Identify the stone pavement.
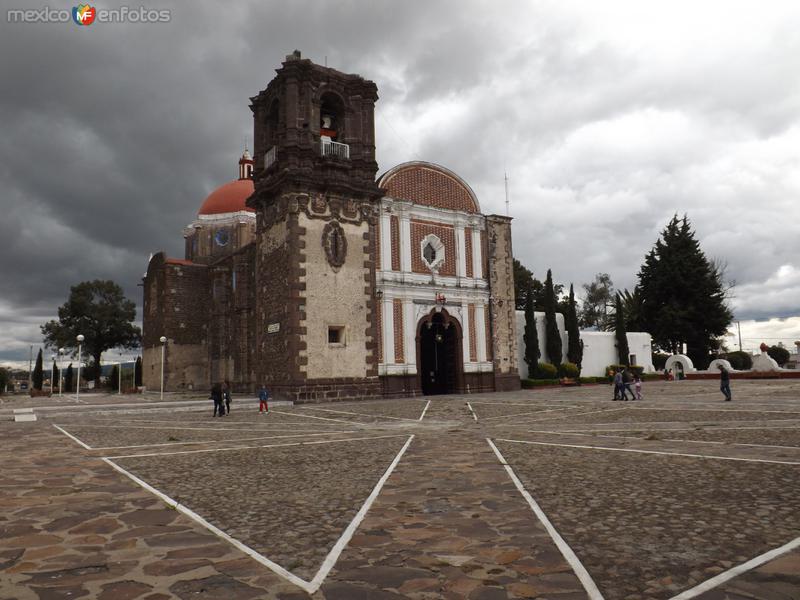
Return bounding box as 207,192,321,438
0,381,799,599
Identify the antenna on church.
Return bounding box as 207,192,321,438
324,55,328,67
504,171,510,216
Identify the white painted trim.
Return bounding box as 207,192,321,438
102,457,316,593
378,270,489,291
462,302,472,366
455,225,467,278
399,214,411,273
418,400,431,421
486,438,605,599
668,536,800,599
420,233,446,271
495,438,800,465
383,297,396,365
403,299,416,370
306,435,415,592
380,212,392,272
53,424,93,450
475,302,487,363
471,227,483,279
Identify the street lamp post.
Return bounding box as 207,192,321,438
58,348,64,397
50,356,55,395
76,334,84,401
159,336,167,400
118,352,123,395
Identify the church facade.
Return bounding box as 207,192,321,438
142,52,519,401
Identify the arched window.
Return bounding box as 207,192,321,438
320,92,344,141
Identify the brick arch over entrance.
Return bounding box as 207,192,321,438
378,161,481,214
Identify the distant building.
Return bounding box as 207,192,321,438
143,52,519,401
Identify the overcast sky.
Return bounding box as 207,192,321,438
1,0,799,366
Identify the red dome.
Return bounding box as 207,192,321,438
198,179,255,215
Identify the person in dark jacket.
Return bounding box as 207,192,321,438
210,382,223,417
718,364,732,401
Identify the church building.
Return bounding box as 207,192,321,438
142,51,519,401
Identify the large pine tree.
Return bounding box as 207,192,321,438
614,294,630,366
544,269,562,367
523,287,540,374
65,363,74,393
566,284,583,368
637,215,732,368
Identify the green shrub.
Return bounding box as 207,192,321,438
652,352,670,370
767,345,790,367
534,362,558,379
558,362,579,378
723,351,753,371
521,378,562,388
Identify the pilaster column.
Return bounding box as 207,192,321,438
400,214,411,273
382,297,395,364
476,302,487,362
403,299,416,372
461,306,471,365
455,225,467,278
471,228,483,279
380,212,392,272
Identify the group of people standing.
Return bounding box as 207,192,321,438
611,368,642,401
210,381,232,417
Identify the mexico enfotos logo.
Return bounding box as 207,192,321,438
7,5,171,24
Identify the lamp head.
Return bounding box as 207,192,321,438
76,334,84,343
159,336,167,343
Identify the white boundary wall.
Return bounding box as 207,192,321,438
515,311,655,378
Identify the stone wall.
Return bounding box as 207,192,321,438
486,215,520,391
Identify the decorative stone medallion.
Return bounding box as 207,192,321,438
323,220,347,268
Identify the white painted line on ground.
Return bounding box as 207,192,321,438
669,536,800,600
101,457,316,593
106,433,409,460
524,407,628,422
548,424,800,433
496,438,800,465
486,438,604,600
88,430,358,451
526,429,800,451
54,423,322,433
521,418,800,429
307,434,415,593
80,417,345,428
301,406,416,422
418,400,431,421
270,409,356,425
466,402,478,422
52,424,93,450
483,406,582,421
629,406,800,415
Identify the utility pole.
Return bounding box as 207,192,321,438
504,171,510,216
736,320,742,352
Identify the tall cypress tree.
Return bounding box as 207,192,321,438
32,348,44,390
566,284,582,368
523,286,540,375
637,215,732,368
134,356,143,387
544,269,562,367
65,363,74,392
52,360,59,391
614,294,630,366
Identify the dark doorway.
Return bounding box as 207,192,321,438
418,311,462,395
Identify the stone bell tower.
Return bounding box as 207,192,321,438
247,51,382,402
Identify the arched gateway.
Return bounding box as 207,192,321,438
417,309,463,395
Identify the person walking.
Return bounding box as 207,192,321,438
258,384,270,414
223,380,232,415
621,368,634,401
718,364,732,401
211,382,223,417
612,370,623,401
634,373,643,401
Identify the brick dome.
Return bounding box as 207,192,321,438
198,179,255,216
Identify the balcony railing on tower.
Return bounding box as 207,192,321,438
321,139,350,159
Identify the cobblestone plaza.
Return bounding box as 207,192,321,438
1,380,799,599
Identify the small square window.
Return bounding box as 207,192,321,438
423,242,437,264
328,326,345,345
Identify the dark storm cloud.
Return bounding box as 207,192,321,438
2,0,800,362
